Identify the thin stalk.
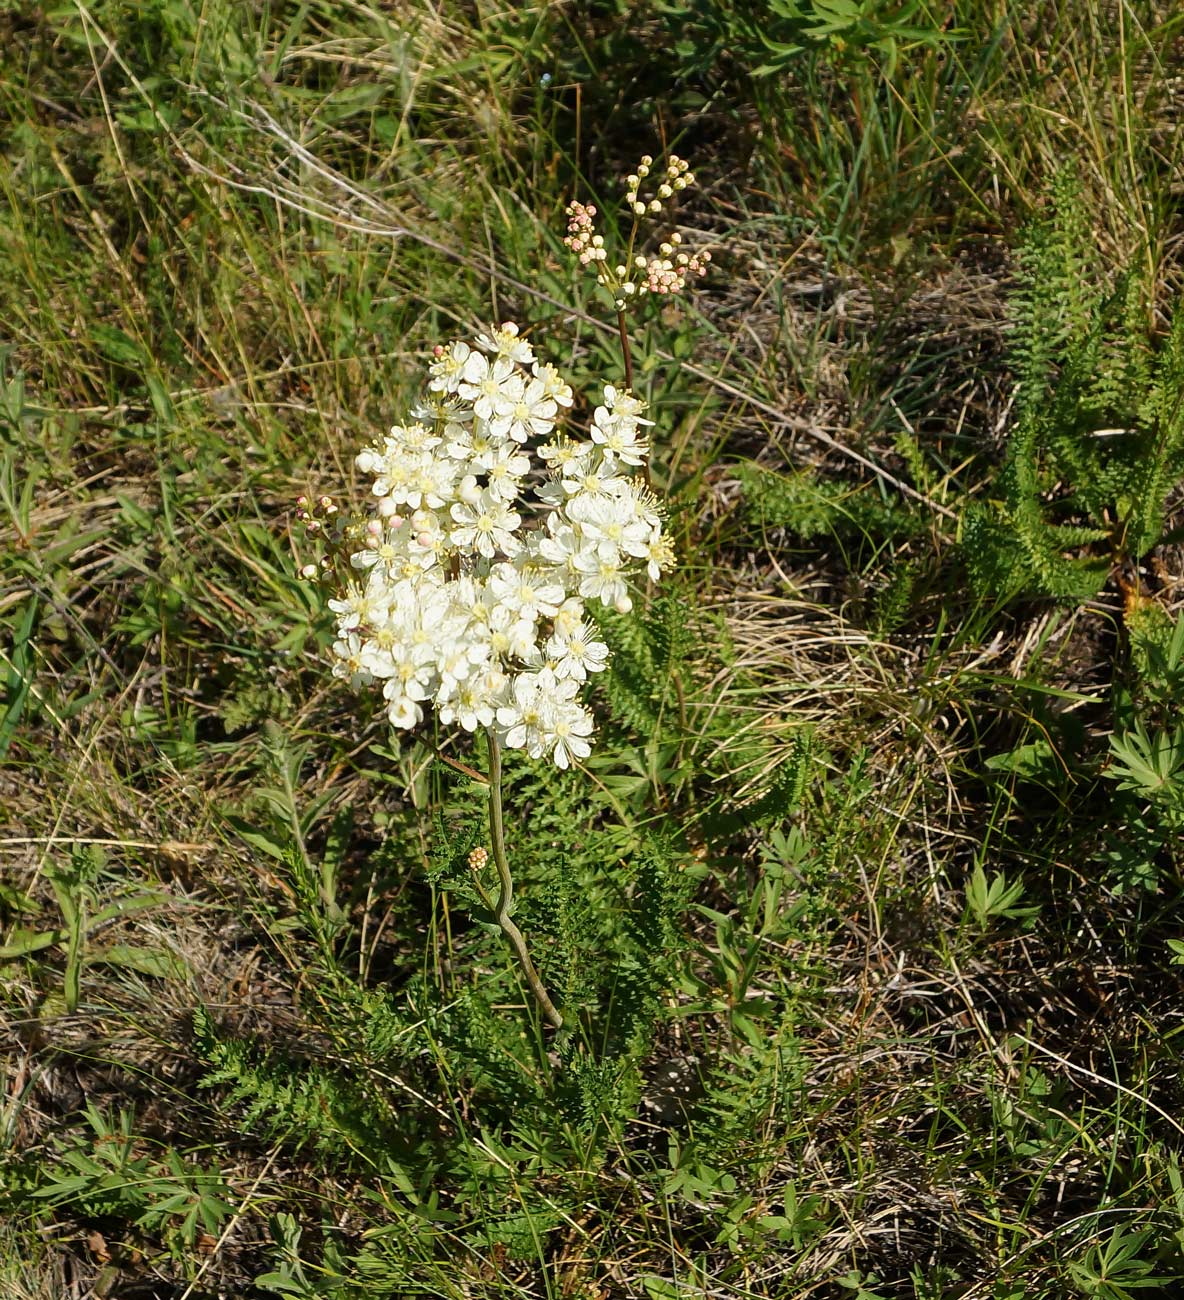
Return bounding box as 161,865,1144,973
617,308,634,392
485,729,563,1029
616,308,651,489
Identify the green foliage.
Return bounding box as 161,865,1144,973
594,589,693,736
192,1005,403,1159
652,0,953,79
963,862,1040,931
2,1104,233,1263
1065,1225,1178,1299
739,462,920,545
1098,608,1184,892
1125,601,1184,717
965,169,1184,601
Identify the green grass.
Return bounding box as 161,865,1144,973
3,1,1184,1297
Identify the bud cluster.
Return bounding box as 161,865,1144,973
564,150,710,312
295,494,352,580
563,201,607,266
625,153,694,217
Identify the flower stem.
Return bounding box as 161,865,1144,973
617,309,651,488
616,309,634,393
485,729,563,1029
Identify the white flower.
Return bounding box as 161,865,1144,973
561,461,627,503
546,622,609,681
538,436,589,472
539,698,594,770
569,493,650,560
449,490,522,559
428,341,471,394
389,421,442,452
488,561,564,622
384,688,426,730
535,521,583,581
329,584,381,632
497,668,578,756
331,632,373,688
574,550,632,610
591,404,650,466
380,644,437,729
496,671,548,754
532,361,574,407
489,375,558,443
475,444,532,502
552,596,587,639
643,526,676,581
475,321,535,365
458,354,517,422
437,675,498,732
602,385,652,422
351,523,413,580
355,445,385,475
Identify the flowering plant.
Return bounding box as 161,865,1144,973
300,150,705,1029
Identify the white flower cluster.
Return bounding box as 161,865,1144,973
327,323,674,769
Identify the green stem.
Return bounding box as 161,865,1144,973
616,309,652,490
617,309,634,393
485,729,563,1029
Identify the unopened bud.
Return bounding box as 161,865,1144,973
300,563,318,579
